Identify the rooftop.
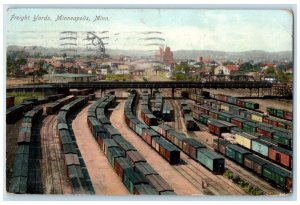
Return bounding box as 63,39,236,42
44,73,97,78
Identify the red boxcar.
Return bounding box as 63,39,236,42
236,99,245,107
284,111,292,121
208,120,228,136
231,118,245,129
257,127,274,138
262,117,278,127
268,146,292,169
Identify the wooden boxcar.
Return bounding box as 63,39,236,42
182,138,206,160
134,184,158,195
226,144,252,165
208,120,229,136
197,149,225,174
251,138,272,158
262,163,292,191
244,154,267,175
231,117,246,129
114,157,133,179
213,139,229,155
268,146,292,169
235,132,256,150
126,150,146,164
145,174,174,194
142,128,160,146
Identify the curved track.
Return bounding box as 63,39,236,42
41,115,72,194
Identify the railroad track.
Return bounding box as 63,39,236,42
41,115,70,194
225,160,282,195
187,112,284,195
163,96,246,195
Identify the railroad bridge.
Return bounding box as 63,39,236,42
7,81,273,97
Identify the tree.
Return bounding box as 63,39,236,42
6,51,28,76
239,62,253,73
265,66,276,74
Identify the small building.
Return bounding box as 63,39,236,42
214,65,239,75
44,73,97,83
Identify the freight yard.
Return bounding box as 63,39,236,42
6,87,293,195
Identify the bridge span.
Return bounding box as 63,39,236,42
7,81,273,93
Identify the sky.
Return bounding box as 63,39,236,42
5,8,293,52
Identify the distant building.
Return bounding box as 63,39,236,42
156,46,174,64
44,73,97,83
214,65,239,75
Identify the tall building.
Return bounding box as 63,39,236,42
156,46,174,64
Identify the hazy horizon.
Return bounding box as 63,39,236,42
6,9,293,52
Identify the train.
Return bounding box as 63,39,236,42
9,106,43,194
57,97,94,194
87,93,176,195
185,92,292,130
190,102,292,150
214,139,292,192
155,124,225,174
267,107,292,121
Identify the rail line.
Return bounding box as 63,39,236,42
41,115,71,194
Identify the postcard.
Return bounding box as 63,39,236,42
5,8,293,197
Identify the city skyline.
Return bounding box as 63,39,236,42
6,9,293,52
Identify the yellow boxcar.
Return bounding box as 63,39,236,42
235,133,256,150
250,113,264,122
220,104,230,111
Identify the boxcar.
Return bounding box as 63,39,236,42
231,117,246,129
226,144,252,165
113,135,137,152
273,131,292,149
251,138,272,157
243,121,258,133
236,99,245,108
167,130,186,149
107,146,125,168
142,128,160,146
213,139,229,155
144,113,158,126
208,120,229,136
182,138,206,160
244,154,267,175
126,150,146,164
184,114,197,131
235,132,256,150
257,126,274,138
153,137,180,164
262,163,292,191
197,149,225,174
218,112,232,123
268,146,292,169
250,112,264,122
145,174,174,194
134,162,158,176
135,123,149,137
123,169,149,194
199,113,209,125
114,157,133,179
134,184,158,195
157,124,173,138
102,139,118,156
244,101,259,110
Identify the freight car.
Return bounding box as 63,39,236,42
162,101,174,121
45,95,75,114
267,107,292,121
183,114,198,131
208,120,230,136
156,123,225,174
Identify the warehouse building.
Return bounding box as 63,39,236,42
44,73,97,83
